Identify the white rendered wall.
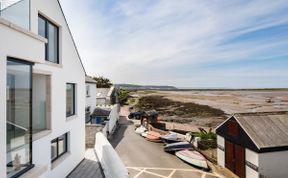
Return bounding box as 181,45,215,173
259,150,288,178
30,0,86,177
86,83,97,112
245,149,259,178
0,54,6,178
217,135,225,167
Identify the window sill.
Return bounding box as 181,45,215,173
45,61,62,68
20,165,48,178
66,115,78,122
51,152,71,170
33,130,52,141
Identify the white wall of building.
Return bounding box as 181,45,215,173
0,0,86,177
86,83,97,112
0,54,6,178
259,150,288,178
245,149,259,178
217,135,225,167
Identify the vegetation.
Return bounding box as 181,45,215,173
118,89,130,104
92,76,113,88
191,128,217,140
135,95,226,119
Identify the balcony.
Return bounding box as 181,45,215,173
0,0,30,30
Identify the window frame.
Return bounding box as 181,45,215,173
38,14,59,64
51,133,68,163
66,83,76,117
6,57,35,178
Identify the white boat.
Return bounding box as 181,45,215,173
176,150,208,170
141,132,148,138
135,125,147,134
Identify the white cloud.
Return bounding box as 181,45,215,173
59,0,288,87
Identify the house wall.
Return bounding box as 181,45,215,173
259,150,288,178
30,0,86,177
0,53,6,178
217,135,225,167
97,98,107,105
0,0,86,177
245,149,259,178
86,83,97,112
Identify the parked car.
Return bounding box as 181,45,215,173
128,111,144,120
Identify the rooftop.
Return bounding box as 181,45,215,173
233,111,288,149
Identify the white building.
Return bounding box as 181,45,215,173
1,0,86,178
85,76,97,122
216,112,288,178
96,86,117,105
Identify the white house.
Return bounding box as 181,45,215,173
216,112,288,178
96,86,117,105
85,76,97,122
0,0,86,178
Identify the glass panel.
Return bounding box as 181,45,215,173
51,140,57,160
32,74,50,133
48,23,58,63
38,17,46,38
0,0,30,29
66,84,75,116
6,59,32,178
58,134,67,155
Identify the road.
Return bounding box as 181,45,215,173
110,107,221,178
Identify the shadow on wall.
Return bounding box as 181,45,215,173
109,118,132,148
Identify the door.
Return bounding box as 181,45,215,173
225,140,245,178
235,144,245,178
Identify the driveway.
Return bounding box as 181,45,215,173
110,107,221,178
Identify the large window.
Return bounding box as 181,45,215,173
6,58,34,178
51,133,68,162
66,83,76,117
38,15,59,63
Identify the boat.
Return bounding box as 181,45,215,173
146,131,161,142
160,132,185,144
176,150,208,170
135,125,147,135
141,132,148,138
164,142,192,152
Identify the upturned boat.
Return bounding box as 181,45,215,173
176,150,208,170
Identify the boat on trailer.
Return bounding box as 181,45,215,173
164,141,193,152
176,150,209,170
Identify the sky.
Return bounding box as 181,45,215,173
59,0,288,88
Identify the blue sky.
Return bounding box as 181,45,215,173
60,0,288,88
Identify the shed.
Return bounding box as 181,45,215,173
216,111,288,178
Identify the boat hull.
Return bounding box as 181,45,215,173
176,150,208,170
164,142,192,152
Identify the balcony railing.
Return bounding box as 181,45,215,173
0,0,30,30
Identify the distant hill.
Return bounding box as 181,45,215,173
115,84,177,90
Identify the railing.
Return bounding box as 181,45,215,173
0,0,30,30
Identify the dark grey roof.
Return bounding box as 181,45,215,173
91,107,111,117
86,76,97,84
233,112,288,149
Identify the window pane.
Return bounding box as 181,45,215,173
66,84,75,116
51,141,57,160
38,17,46,38
48,23,58,63
58,134,67,155
6,59,32,177
32,74,50,133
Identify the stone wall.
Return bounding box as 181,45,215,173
86,124,103,148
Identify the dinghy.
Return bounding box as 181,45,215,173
160,132,185,144
146,131,161,142
135,125,147,135
176,150,208,170
164,142,192,152
141,132,148,138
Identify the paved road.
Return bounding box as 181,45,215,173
110,107,221,178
